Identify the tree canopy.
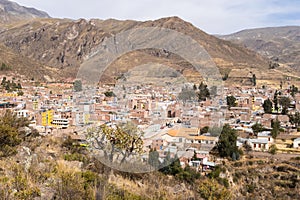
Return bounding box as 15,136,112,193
88,122,144,165
289,112,300,128
251,123,264,135
216,124,239,160
198,82,210,101
226,96,237,109
0,110,31,157
263,98,273,114
279,96,290,115
271,118,281,139
73,80,82,92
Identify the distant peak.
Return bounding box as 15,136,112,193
0,0,50,24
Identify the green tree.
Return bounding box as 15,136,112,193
269,144,278,155
226,96,237,109
198,82,210,101
104,91,115,97
0,110,30,157
273,91,279,112
290,85,298,97
263,98,273,114
159,151,172,174
200,126,209,134
271,118,280,139
289,112,300,128
216,124,239,159
252,74,256,86
148,149,160,169
251,123,264,135
169,155,182,176
73,80,82,92
279,96,290,114
176,165,200,184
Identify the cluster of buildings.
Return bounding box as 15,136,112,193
1,74,300,171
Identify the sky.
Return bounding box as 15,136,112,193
13,0,300,34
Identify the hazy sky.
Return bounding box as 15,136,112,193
13,0,300,34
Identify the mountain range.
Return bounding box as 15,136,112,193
220,26,300,71
0,0,299,85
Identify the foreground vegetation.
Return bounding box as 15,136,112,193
0,111,299,199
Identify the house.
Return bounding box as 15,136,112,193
257,131,274,143
193,135,218,146
188,155,208,167
151,138,165,150
237,136,271,151
293,138,300,148
163,127,199,143
248,138,269,151
15,109,31,118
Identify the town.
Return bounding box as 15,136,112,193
1,72,300,174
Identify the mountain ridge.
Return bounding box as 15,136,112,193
219,26,300,71
0,16,272,83
0,0,50,25
0,2,295,85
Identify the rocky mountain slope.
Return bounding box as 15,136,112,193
0,0,49,26
0,43,58,81
219,26,300,71
0,1,297,85
0,16,272,82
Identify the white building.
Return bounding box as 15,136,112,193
293,138,300,148
52,118,69,129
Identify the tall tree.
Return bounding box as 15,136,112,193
148,149,160,169
198,82,210,101
252,74,256,86
271,118,280,139
279,96,290,115
273,91,279,112
263,98,273,114
290,85,298,97
216,124,239,159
